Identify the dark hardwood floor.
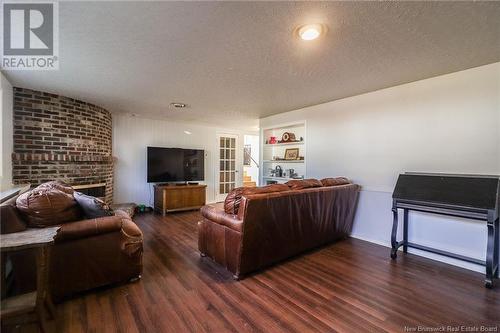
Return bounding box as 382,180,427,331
4,211,500,332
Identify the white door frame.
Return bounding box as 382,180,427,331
215,133,242,202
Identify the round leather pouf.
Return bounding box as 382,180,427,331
16,185,81,227
34,180,74,194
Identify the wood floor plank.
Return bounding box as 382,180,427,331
2,211,499,333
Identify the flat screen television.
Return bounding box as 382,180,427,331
147,147,205,183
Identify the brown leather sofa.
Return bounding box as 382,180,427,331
0,182,143,301
198,178,360,278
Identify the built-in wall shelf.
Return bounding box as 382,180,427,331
263,160,304,164
260,121,306,185
263,176,304,181
263,141,304,147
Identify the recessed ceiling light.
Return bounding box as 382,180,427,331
170,102,187,109
297,24,325,41
183,130,192,135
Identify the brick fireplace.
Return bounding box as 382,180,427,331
12,87,114,203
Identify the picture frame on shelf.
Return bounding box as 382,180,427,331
284,148,299,160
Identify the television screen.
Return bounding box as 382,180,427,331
147,147,205,183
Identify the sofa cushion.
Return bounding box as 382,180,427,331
285,178,323,190
74,192,114,219
224,184,289,215
0,204,27,234
16,186,82,227
320,177,351,187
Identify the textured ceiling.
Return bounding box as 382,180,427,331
3,1,500,130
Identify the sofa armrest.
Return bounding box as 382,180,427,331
55,215,123,243
200,205,243,232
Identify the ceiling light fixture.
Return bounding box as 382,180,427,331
170,102,187,109
183,130,192,135
297,24,325,41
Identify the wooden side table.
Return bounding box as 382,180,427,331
1,227,59,333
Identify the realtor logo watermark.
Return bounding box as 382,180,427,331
1,1,59,70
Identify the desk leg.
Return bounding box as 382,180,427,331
391,208,399,259
494,218,499,279
485,215,497,288
403,209,409,253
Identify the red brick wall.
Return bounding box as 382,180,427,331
12,87,114,203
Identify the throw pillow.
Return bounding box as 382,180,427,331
74,192,114,219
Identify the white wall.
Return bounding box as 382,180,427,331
112,114,256,206
260,62,500,272
0,73,13,190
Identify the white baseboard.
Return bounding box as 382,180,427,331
349,234,485,274
350,234,391,248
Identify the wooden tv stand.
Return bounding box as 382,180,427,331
154,184,207,216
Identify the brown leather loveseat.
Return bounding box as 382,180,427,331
198,178,360,278
1,181,143,301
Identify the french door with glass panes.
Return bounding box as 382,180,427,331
217,134,240,202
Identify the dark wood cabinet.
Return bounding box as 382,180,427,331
154,184,207,215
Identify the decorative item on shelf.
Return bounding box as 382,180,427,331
299,156,304,160
284,148,300,160
281,132,296,143
269,168,277,177
288,169,296,178
275,165,283,177
300,136,304,141
269,136,277,144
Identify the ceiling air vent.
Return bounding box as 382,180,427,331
170,102,187,109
